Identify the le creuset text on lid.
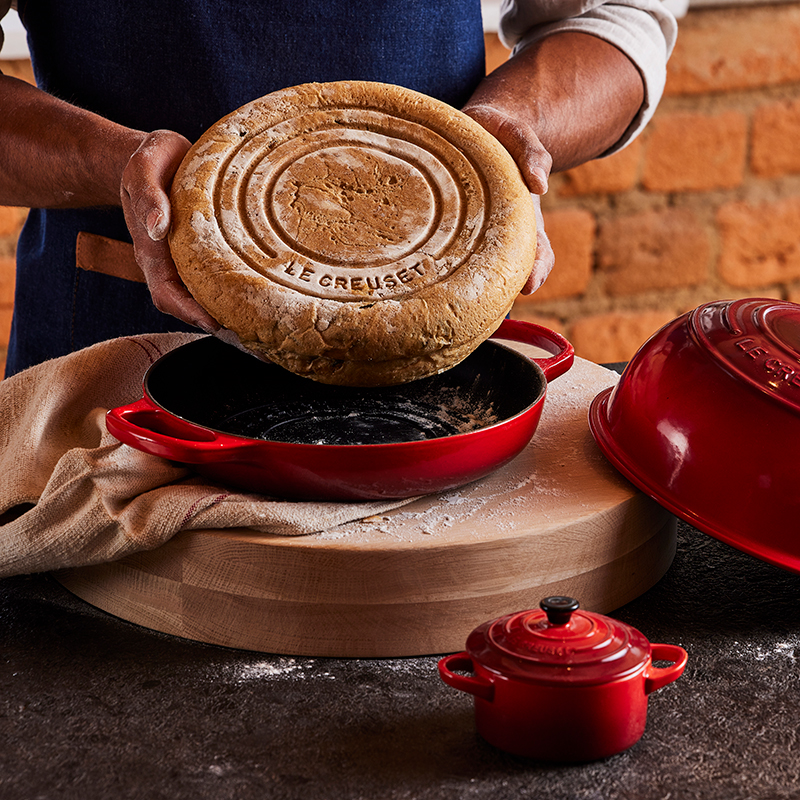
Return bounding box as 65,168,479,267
589,298,800,573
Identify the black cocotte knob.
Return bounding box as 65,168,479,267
540,596,580,626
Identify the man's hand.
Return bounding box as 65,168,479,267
524,193,552,295
120,130,220,332
463,103,554,294
0,75,220,331
463,31,645,296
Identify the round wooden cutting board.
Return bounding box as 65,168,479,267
55,355,676,657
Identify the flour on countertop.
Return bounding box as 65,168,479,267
229,657,306,682
314,359,623,543
733,639,800,663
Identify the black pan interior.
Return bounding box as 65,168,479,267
144,337,544,446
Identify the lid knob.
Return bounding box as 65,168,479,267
540,596,580,626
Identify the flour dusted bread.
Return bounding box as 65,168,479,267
169,81,536,386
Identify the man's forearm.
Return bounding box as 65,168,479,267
0,74,145,208
465,31,645,175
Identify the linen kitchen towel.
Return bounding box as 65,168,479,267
0,334,415,578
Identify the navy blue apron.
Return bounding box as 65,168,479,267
8,0,485,376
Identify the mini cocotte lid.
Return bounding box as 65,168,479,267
465,597,652,687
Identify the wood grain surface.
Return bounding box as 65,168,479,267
56,356,677,657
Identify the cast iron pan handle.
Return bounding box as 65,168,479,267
645,643,689,694
491,319,574,382
438,653,495,702
106,397,255,464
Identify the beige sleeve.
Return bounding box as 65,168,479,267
0,0,15,56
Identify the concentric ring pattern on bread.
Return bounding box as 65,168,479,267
168,81,537,386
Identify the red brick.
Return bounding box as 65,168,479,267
0,59,35,85
0,306,13,348
597,208,710,296
717,197,800,287
506,307,566,338
642,111,747,192
0,206,26,238
569,310,676,364
484,33,511,74
517,208,595,303
665,5,800,95
558,139,642,197
751,98,800,178
0,257,15,306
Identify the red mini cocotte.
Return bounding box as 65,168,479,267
438,597,687,762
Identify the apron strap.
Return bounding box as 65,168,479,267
76,232,143,283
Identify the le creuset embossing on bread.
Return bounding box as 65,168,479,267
438,597,687,761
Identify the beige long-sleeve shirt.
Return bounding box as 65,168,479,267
0,0,676,153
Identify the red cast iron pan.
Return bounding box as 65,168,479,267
106,319,573,501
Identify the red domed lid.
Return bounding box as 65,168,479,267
465,597,652,687
692,298,800,415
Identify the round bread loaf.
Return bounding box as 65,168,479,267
169,81,536,386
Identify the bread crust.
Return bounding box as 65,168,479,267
169,81,536,386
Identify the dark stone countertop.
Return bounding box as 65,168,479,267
2,518,800,800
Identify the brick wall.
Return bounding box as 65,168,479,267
505,1,800,361
1,4,798,374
